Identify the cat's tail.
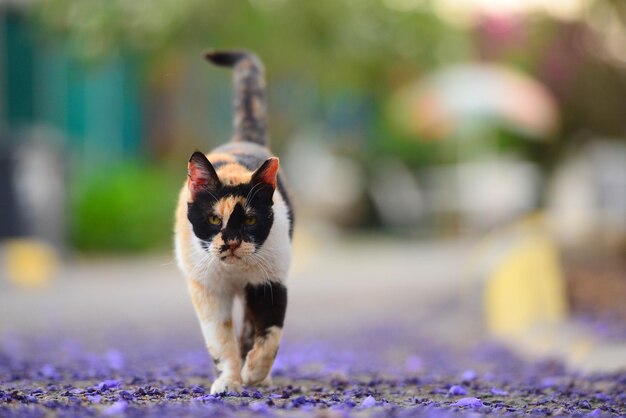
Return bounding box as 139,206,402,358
204,50,268,146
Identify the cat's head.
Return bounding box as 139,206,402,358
186,152,278,265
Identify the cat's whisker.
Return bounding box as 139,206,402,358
246,184,267,208
255,254,274,280
190,250,217,279
244,182,264,209
250,254,271,287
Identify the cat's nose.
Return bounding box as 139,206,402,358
226,240,241,251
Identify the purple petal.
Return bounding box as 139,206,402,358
461,369,477,381
87,395,102,404
586,408,602,417
451,397,483,407
448,385,468,396
249,401,268,411
540,377,557,388
40,364,59,379
103,401,127,415
490,387,509,396
105,350,125,370
97,380,122,391
361,395,376,408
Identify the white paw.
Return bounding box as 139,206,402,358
258,375,273,387
210,376,242,394
242,363,271,386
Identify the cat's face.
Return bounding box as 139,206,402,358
186,152,278,264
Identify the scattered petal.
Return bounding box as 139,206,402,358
490,387,509,396
461,369,477,381
448,385,468,396
451,397,483,408
106,350,125,370
361,395,376,408
103,401,127,415
87,395,102,404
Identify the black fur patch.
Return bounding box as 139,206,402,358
187,192,221,242
244,281,287,337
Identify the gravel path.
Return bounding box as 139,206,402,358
1,242,625,417
1,326,625,417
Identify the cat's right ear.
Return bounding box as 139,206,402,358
188,152,221,197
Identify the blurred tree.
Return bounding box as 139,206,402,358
33,0,461,87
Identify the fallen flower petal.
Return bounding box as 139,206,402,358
361,395,376,408
103,401,127,415
451,397,483,407
448,385,468,396
490,387,509,396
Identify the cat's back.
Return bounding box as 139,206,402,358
209,142,272,172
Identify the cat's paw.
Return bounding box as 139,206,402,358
241,361,271,386
257,375,273,387
210,376,242,395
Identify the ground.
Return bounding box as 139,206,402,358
1,237,625,417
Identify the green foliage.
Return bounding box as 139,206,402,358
33,0,461,88
70,163,182,252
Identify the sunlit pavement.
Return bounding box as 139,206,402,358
0,236,473,341
1,237,625,416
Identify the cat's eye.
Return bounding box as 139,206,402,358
208,215,222,225
245,216,257,226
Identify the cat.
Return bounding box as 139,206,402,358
174,50,293,394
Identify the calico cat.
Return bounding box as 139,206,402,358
174,50,293,394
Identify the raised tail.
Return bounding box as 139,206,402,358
204,50,268,146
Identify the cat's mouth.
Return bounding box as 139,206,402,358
212,241,254,264
220,253,241,263
219,248,253,264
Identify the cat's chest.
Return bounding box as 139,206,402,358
198,249,289,292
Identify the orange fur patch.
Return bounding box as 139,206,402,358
207,152,236,165
214,196,246,218
217,163,252,186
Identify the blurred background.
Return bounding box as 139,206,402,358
1,0,625,372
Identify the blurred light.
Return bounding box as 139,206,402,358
434,0,589,26
285,134,365,223
424,157,540,230
390,63,559,140
382,0,427,12
586,2,626,66
369,158,424,228
548,140,626,248
3,239,58,289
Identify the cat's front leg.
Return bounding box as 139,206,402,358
187,279,242,394
241,281,287,386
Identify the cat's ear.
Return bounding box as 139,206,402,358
251,157,279,190
188,151,221,197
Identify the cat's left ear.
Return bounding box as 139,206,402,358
251,157,279,190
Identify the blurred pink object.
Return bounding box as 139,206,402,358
390,63,559,140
